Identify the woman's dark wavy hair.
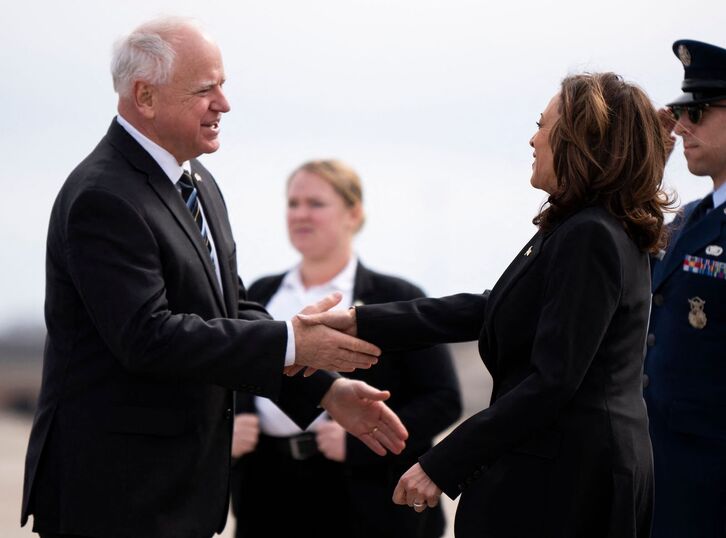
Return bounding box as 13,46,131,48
533,72,674,253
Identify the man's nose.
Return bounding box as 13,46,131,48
213,88,231,113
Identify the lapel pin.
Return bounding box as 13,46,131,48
524,245,533,257
687,296,707,329
706,245,723,257
194,172,203,182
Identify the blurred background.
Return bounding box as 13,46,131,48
1,0,723,535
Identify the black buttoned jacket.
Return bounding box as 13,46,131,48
21,119,334,538
357,207,654,538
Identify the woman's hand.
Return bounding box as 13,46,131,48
392,462,442,513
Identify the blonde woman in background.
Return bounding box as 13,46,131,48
230,159,462,538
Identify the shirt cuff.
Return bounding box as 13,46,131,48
284,320,296,366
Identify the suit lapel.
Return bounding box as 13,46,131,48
352,262,373,305
146,171,227,315
653,200,726,290
189,161,236,316
485,230,545,324
106,121,227,315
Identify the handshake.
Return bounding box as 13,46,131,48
286,291,409,457
289,291,364,377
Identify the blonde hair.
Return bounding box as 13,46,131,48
288,159,365,231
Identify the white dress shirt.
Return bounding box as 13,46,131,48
115,115,296,365
256,256,358,436
115,115,222,289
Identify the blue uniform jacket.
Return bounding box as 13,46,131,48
644,196,726,538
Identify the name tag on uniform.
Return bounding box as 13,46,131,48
682,255,726,280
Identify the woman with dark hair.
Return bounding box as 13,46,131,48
302,73,673,538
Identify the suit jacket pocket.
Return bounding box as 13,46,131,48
669,400,726,441
512,429,562,459
104,406,186,437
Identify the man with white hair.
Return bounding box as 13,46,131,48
20,17,407,538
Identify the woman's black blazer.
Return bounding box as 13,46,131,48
356,207,654,538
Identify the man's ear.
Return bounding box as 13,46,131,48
134,81,156,119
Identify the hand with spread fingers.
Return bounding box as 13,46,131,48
320,378,408,456
392,462,442,513
290,293,378,377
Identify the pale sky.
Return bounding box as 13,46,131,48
1,0,723,330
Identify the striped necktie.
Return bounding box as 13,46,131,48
177,170,214,264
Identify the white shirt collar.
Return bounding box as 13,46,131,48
282,255,358,294
116,114,187,184
712,181,726,210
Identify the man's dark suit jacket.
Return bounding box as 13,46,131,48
355,206,654,538
645,196,726,537
21,119,334,538
232,262,461,538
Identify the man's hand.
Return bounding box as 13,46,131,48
231,413,260,458
315,420,346,462
658,107,677,161
291,293,378,377
320,378,408,456
392,462,442,513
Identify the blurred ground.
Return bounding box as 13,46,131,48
0,341,491,538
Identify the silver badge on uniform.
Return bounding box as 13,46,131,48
688,296,707,329
706,245,723,257
678,44,692,67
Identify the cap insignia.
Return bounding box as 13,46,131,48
678,44,692,67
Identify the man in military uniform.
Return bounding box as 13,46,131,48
645,39,726,537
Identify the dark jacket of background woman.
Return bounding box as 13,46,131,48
232,261,462,538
